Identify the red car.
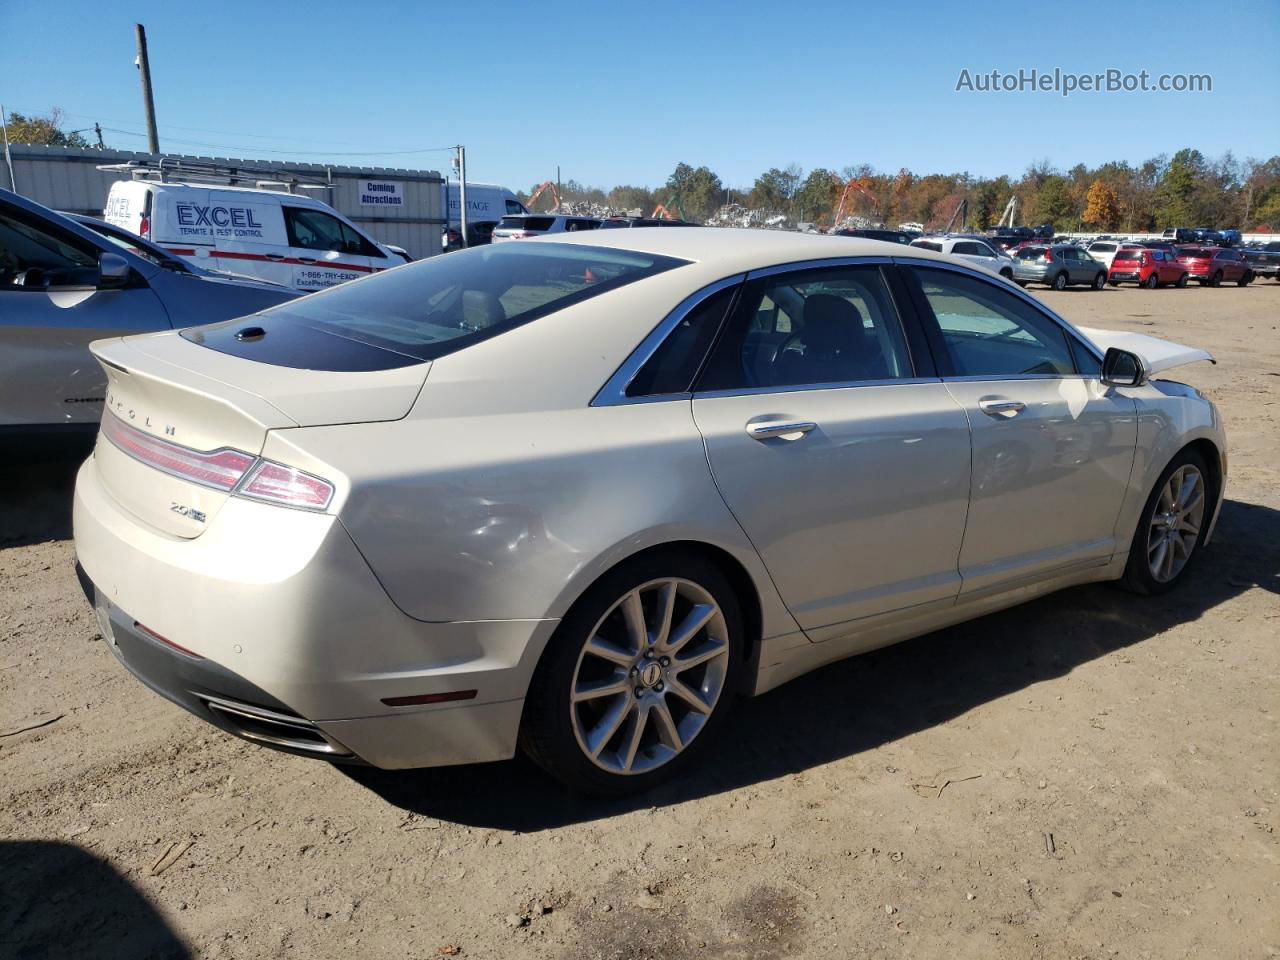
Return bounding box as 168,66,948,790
1108,247,1189,288
1175,246,1254,287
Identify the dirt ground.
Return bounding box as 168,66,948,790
2,280,1277,960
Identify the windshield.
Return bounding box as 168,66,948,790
184,242,686,368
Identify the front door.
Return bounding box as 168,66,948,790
906,265,1137,594
281,206,376,291
690,263,972,631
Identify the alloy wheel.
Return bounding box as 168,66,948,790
569,578,730,775
1147,464,1205,583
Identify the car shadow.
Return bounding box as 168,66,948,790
0,840,192,959
0,443,87,548
344,497,1278,830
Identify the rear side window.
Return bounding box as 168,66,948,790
698,265,914,391
913,267,1074,377
626,284,739,398
184,242,686,369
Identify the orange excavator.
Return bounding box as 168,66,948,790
525,180,562,213
830,178,880,230
651,194,686,221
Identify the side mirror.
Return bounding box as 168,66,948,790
1101,347,1146,387
98,252,130,289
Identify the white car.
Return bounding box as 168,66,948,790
909,236,1016,280
73,228,1226,795
104,179,399,291
491,214,602,242
1086,241,1144,270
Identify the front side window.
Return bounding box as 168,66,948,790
0,209,98,289
505,199,525,215
698,265,914,391
285,207,349,252
913,267,1074,377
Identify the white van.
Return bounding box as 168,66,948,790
444,181,528,228
104,181,398,291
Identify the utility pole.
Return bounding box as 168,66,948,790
134,23,160,153
456,145,469,249
556,165,561,213
0,103,15,192
94,123,105,149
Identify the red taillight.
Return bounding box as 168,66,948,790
1042,250,1053,262
100,412,333,511
139,214,151,239
238,461,334,510
102,413,255,491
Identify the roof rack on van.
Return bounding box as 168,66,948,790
96,158,333,194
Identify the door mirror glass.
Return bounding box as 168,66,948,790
98,252,131,288
1101,347,1146,387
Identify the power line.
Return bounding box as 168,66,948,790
99,126,457,158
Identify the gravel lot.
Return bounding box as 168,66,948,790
2,281,1277,960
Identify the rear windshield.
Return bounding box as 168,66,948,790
912,241,942,252
1175,246,1203,257
1113,251,1140,261
184,242,686,370
499,216,554,231
1016,247,1047,259
1089,243,1116,252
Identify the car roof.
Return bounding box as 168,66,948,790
540,226,961,274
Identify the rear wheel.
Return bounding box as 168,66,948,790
1238,271,1251,287
1209,270,1223,287
1176,273,1188,288
1144,273,1160,289
521,552,743,795
1052,271,1068,291
1000,268,1013,280
1092,271,1106,290
1119,448,1211,595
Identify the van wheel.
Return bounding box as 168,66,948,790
1209,271,1223,287
1119,448,1211,596
1052,272,1068,291
520,551,743,795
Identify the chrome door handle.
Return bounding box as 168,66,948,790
746,420,817,440
978,399,1026,417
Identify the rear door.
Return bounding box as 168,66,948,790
904,264,1136,594
0,202,170,428
689,262,972,633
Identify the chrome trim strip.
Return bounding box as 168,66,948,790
890,255,1105,364
694,376,942,401
745,255,895,279
592,273,746,407
201,694,351,756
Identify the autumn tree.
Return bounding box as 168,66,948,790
795,168,844,223
1082,180,1121,231
4,107,92,147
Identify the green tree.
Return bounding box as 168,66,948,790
606,185,654,216
747,165,801,213
3,107,92,147
972,180,1003,231
664,162,724,222
1032,175,1076,228
1155,148,1207,227
795,168,843,223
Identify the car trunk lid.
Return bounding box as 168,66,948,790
89,332,428,537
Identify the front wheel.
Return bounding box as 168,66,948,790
1052,271,1068,291
1144,273,1160,289
1119,449,1211,595
1209,271,1223,287
1092,271,1106,290
1238,271,1251,287
521,552,743,794
1000,268,1013,280
1177,273,1188,288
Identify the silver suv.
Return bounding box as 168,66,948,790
491,214,602,242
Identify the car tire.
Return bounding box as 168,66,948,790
1014,280,1028,287
1176,273,1188,288
1209,271,1223,287
1000,268,1013,280
1238,272,1251,287
1144,273,1160,289
1118,447,1212,596
1052,272,1068,291
520,550,744,795
1092,271,1106,290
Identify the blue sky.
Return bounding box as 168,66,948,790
3,0,1277,190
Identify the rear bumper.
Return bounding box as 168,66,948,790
1109,271,1141,282
72,455,554,768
